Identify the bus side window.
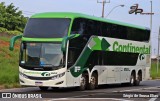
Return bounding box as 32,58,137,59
83,20,93,36
102,23,111,37
71,18,85,35
85,20,101,36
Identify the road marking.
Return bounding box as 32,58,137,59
48,98,133,101
113,86,160,92
149,98,158,101
47,92,133,101
149,92,160,101
112,86,159,101
0,87,37,92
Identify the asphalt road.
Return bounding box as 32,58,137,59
0,80,160,101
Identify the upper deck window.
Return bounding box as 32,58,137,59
24,18,71,38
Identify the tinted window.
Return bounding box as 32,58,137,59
67,36,86,67
71,18,150,42
71,18,85,34
102,22,150,41
24,18,71,38
127,28,150,41
71,18,101,36
102,51,138,66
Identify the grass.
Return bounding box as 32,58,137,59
0,36,21,89
150,61,160,79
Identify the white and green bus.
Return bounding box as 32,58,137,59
10,12,151,91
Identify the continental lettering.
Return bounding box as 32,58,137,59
112,41,150,54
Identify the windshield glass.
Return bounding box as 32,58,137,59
23,18,71,38
20,42,64,68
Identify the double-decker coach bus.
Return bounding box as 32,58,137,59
10,12,150,91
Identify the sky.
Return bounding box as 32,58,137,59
0,0,160,56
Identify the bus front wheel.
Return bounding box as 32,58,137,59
78,74,88,91
39,87,48,91
51,87,59,90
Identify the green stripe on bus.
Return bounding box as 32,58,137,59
70,36,111,77
22,37,63,42
70,47,92,77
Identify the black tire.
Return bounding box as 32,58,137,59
130,73,135,86
88,73,98,90
78,73,88,91
134,74,140,86
39,87,49,91
121,83,129,87
51,87,59,90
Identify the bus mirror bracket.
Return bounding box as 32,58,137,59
61,34,80,52
9,34,22,51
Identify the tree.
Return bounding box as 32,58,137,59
0,2,27,32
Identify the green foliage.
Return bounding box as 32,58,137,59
6,30,21,35
0,2,27,32
151,61,160,79
0,27,8,32
0,36,20,87
0,27,22,35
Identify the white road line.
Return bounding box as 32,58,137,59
48,98,133,101
47,92,134,101
149,98,158,101
112,86,160,101
113,86,160,92
143,87,160,90
149,92,160,101
0,87,37,92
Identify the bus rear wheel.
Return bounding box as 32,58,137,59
135,74,140,86
88,73,98,90
39,87,49,91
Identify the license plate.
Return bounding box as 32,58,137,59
35,82,43,86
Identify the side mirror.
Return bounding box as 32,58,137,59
9,35,22,51
61,34,80,52
0,24,3,27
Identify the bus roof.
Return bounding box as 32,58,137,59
31,12,149,30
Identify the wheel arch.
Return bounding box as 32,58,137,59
90,70,98,83
131,69,136,78
137,69,142,81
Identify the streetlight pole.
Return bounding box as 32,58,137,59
102,0,105,18
97,0,110,18
150,1,152,30
105,4,124,17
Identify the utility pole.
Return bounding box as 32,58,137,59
157,27,160,77
149,0,154,79
97,0,110,18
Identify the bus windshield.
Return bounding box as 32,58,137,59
20,42,64,68
23,18,71,38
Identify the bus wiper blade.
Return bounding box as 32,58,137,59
40,64,64,68
40,64,54,67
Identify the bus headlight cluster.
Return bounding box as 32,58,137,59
19,72,28,79
51,72,65,80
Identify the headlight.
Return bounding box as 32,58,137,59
19,72,28,79
51,72,65,80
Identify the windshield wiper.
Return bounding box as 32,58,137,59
40,64,54,67
40,64,64,68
